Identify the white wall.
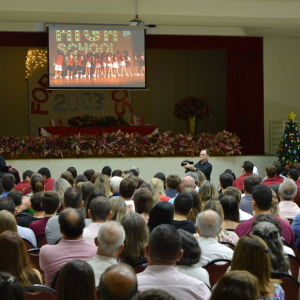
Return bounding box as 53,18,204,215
7,155,275,187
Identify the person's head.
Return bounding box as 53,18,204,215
9,168,20,185
176,229,200,266
84,169,95,181
0,196,15,215
96,221,125,256
173,192,193,217
279,178,297,201
0,272,24,300
131,290,175,300
102,166,112,177
7,191,22,208
74,174,88,185
30,192,44,212
22,170,34,181
146,224,182,265
119,213,149,265
58,260,95,300
181,176,195,191
166,175,181,190
195,210,222,238
243,175,261,194
67,167,77,179
198,180,218,203
60,171,75,186
251,213,283,236
0,210,17,234
85,190,107,217
59,208,85,239
37,167,51,179
30,174,44,194
219,173,234,190
88,197,111,222
265,165,277,179
184,187,202,222
112,169,123,177
220,196,240,223
210,271,260,300
0,231,39,287
1,174,15,192
251,221,289,273
81,182,95,202
129,169,139,177
231,235,274,296
148,202,174,233
120,178,136,199
252,184,273,212
133,189,154,216
223,186,242,204
154,172,166,183
97,264,137,300
136,178,144,189
109,196,127,222
270,184,280,201
186,172,199,186
139,183,160,204
202,200,224,222
200,149,210,162
224,169,236,181
63,187,83,209
269,189,280,216
288,169,299,182
273,162,284,176
41,191,60,215
241,161,254,174
110,176,123,193
53,178,72,203
195,170,206,186
149,178,165,196
123,171,135,179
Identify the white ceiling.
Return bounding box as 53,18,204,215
1,0,300,36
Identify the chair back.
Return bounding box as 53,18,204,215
51,270,60,292
23,238,34,251
288,254,300,280
23,285,58,300
132,259,148,274
38,233,48,248
219,241,235,251
28,249,43,276
202,259,231,287
272,272,300,300
225,228,235,232
294,193,300,208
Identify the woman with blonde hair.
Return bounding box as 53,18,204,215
139,183,160,204
53,178,72,204
60,171,75,187
0,231,42,287
0,210,17,234
184,188,202,223
119,213,150,266
195,170,206,186
198,180,218,204
109,196,127,222
94,174,110,198
149,178,170,202
231,235,284,299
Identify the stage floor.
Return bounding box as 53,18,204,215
49,74,145,88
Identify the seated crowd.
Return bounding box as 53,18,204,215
2,157,300,300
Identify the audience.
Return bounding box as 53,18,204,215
40,208,97,287
194,210,234,266
60,171,75,187
195,170,206,187
168,176,196,204
94,174,111,198
58,260,95,300
278,178,300,219
67,167,77,180
139,182,160,204
233,160,254,191
29,191,60,243
38,167,55,191
97,264,137,300
131,290,176,300
120,178,136,212
0,210,17,234
87,221,125,285
165,175,180,198
269,188,281,217
0,174,15,197
0,231,42,286
150,178,170,202
172,192,196,234
130,166,140,176
7,190,23,216
102,166,112,178
109,176,123,198
176,229,210,287
220,196,240,230
83,197,112,244
53,178,72,204
235,184,296,250
82,182,95,212
119,213,149,266
137,224,211,300
210,271,260,300
218,172,234,200
0,272,24,300
261,165,282,187
239,175,261,215
112,169,123,177
15,170,34,193
109,196,127,222
184,188,202,223
74,174,88,185
133,188,154,224
84,169,95,181
198,180,218,204
148,201,174,232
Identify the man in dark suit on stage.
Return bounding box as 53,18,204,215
183,149,212,181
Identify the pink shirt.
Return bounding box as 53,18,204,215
40,239,97,287
83,223,102,245
279,201,300,220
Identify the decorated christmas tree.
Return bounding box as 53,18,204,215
276,111,300,172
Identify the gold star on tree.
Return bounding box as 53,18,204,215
287,111,296,121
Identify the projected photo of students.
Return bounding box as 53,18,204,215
48,28,146,89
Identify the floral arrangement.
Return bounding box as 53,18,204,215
68,115,129,127
174,96,213,120
0,131,241,158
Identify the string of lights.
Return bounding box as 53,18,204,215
25,48,48,79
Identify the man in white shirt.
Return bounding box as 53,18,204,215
194,210,234,267
279,179,300,220
83,197,112,244
137,224,211,300
87,221,125,286
120,178,136,212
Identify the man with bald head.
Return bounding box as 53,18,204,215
96,264,137,300
40,208,97,287
168,176,196,204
